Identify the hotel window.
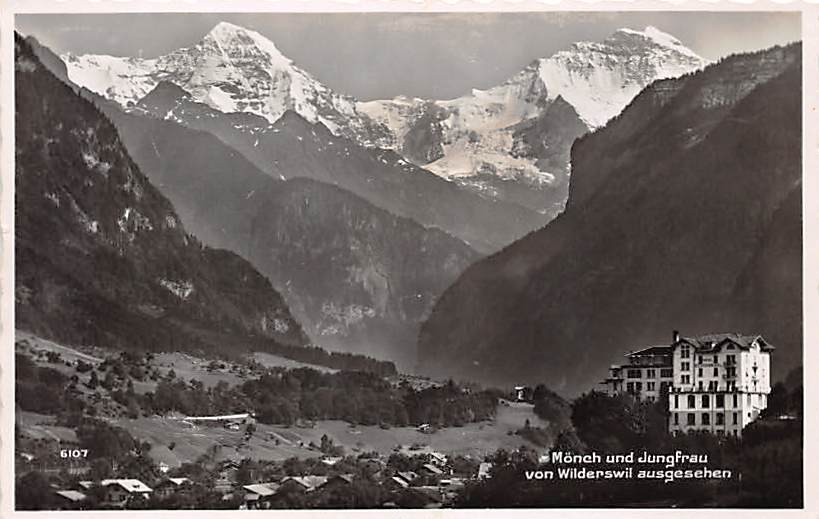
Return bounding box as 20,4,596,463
681,375,690,384
732,412,738,425
636,382,643,391
660,368,673,378
698,355,703,364
674,413,679,425
698,368,703,377
688,395,696,408
726,355,736,365
687,413,695,426
681,362,690,371
627,369,642,379
646,369,656,379
713,368,718,376
626,382,634,393
702,413,710,425
681,345,690,359
698,381,703,390
733,394,738,407
716,395,725,408
701,395,710,408
647,382,655,391
716,413,725,425
713,355,718,363
674,395,679,408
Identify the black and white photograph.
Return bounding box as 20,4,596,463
7,6,807,512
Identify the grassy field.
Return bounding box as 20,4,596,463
110,400,548,468
252,352,337,373
17,412,79,443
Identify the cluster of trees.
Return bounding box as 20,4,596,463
135,368,498,428
16,353,85,423
243,371,497,427
251,343,398,376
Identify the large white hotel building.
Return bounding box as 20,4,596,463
602,331,773,437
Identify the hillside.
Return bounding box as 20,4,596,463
15,34,306,356
417,44,802,394
97,107,477,368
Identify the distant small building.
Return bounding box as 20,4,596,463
153,477,192,499
397,471,419,485
54,490,86,510
242,482,280,509
387,476,410,490
477,462,493,480
428,452,448,468
79,479,152,506
278,475,328,494
320,474,355,493
320,456,343,466
422,463,444,477
514,386,533,402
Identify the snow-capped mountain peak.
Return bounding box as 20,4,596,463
201,21,293,70
615,26,702,59
534,27,708,127
62,22,393,146
356,26,707,199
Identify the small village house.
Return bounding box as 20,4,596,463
153,477,192,499
54,490,87,510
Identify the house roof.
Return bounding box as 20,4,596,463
158,477,191,487
625,345,672,357
676,334,773,352
100,479,153,493
281,476,328,491
390,476,409,489
422,464,443,475
327,474,354,485
55,490,86,502
242,483,280,497
398,471,419,482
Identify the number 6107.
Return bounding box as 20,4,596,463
60,449,89,458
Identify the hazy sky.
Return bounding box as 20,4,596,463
16,12,800,101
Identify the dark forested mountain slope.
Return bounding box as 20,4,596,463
134,84,546,253
15,34,306,355
417,44,802,394
104,109,478,367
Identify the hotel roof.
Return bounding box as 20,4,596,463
677,333,773,352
